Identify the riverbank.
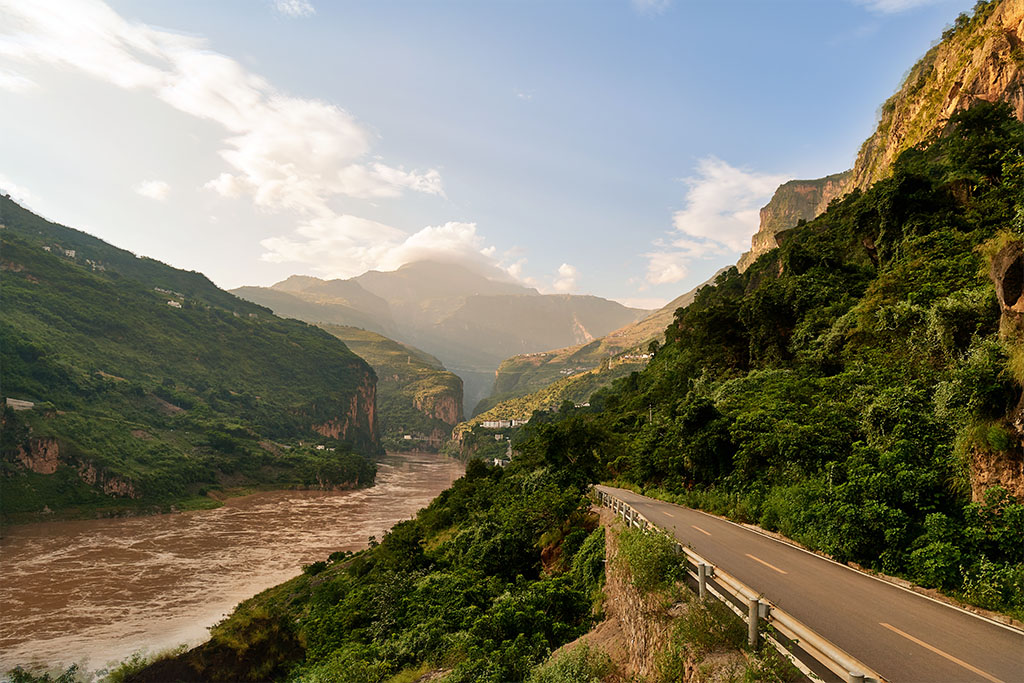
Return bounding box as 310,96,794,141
0,451,464,678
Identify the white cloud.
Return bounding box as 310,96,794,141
0,173,35,205
274,0,315,17
552,263,577,293
260,218,508,280
0,68,35,92
134,179,171,200
632,0,671,15
852,0,940,13
645,157,787,285
0,0,443,216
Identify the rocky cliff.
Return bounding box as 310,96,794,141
737,172,851,271
739,0,1024,271
312,375,379,450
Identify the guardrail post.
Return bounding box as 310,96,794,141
848,674,865,683
698,563,708,599
748,599,759,648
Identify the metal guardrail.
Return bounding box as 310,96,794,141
596,489,888,683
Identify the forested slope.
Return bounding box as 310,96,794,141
557,103,1024,618
0,197,379,521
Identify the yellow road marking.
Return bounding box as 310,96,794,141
663,511,674,518
880,622,1004,683
745,553,788,574
691,525,711,536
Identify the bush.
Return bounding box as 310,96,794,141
525,643,613,683
616,527,681,593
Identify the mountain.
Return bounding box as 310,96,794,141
0,196,379,521
318,325,464,451
738,0,1024,270
474,270,725,416
233,261,650,413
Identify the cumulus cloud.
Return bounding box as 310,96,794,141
274,0,315,17
552,263,577,293
645,157,787,285
260,218,509,280
134,179,171,200
0,0,443,216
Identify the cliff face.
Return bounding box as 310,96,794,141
739,0,1024,271
413,390,463,426
851,0,1024,191
737,172,852,271
312,375,379,451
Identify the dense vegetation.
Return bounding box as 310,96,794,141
319,325,464,451
536,102,1024,618
127,454,606,682
0,198,378,521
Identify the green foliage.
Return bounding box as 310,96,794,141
531,102,1024,619
0,197,379,519
525,643,612,683
160,459,603,682
5,665,82,683
616,527,681,593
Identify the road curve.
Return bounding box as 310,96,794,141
596,485,1024,683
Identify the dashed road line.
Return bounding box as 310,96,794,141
745,553,787,575
691,525,711,536
879,622,1004,683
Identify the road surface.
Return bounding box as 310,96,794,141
597,485,1024,683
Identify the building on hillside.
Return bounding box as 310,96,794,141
5,398,35,411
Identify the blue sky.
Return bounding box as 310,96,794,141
0,0,977,308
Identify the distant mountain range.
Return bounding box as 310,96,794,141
233,261,650,413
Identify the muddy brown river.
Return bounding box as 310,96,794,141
0,451,464,676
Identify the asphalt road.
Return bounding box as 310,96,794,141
597,485,1024,683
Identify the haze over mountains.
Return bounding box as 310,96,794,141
233,261,649,413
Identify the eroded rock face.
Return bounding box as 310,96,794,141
413,392,463,426
12,437,141,498
16,438,60,474
312,375,379,450
991,240,1024,334
738,0,1024,272
738,172,851,272
971,447,1024,501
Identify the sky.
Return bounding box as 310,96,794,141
0,0,978,309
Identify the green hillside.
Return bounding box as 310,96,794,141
319,325,464,451
530,102,1024,619
0,197,379,522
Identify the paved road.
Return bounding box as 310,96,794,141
597,485,1024,683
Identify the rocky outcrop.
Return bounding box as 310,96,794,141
990,239,1024,336
737,172,851,271
76,460,139,498
739,0,1024,272
16,438,60,474
851,0,1024,191
970,447,1024,501
12,437,140,498
312,375,379,450
413,391,463,426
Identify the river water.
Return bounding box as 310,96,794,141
0,451,464,676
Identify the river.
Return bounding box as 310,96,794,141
0,451,464,676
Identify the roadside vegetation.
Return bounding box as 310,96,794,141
553,102,1024,620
